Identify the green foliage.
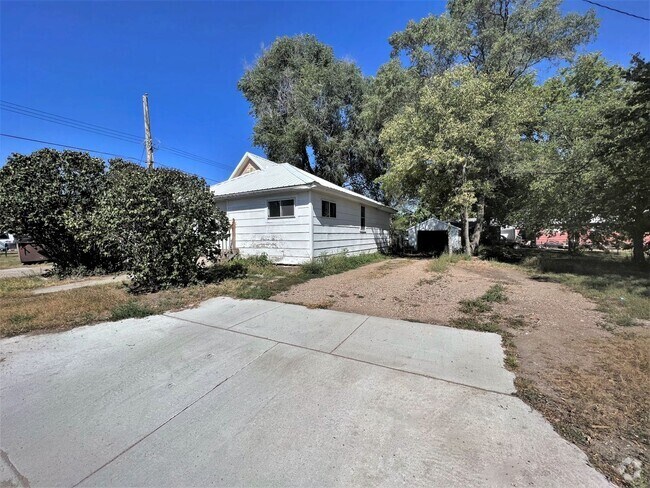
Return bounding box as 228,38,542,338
597,55,650,262
379,66,535,253
389,0,598,80
513,54,626,250
428,253,470,273
89,159,230,292
201,261,248,283
0,149,109,273
482,284,507,303
300,252,386,277
110,301,154,321
0,150,230,291
238,34,365,186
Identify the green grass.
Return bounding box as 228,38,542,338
482,284,508,303
428,253,470,273
522,252,650,327
301,252,386,277
110,301,154,321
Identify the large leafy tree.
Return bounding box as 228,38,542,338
377,0,598,250
380,67,534,254
598,55,650,262
513,54,625,252
238,35,365,186
389,0,598,80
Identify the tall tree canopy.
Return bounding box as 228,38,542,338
380,67,534,254
389,0,599,80
378,0,599,251
238,34,365,186
597,55,650,262
513,54,625,251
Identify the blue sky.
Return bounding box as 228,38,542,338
1,1,648,183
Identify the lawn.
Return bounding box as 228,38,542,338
0,252,21,270
0,252,386,338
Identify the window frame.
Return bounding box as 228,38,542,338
360,205,366,232
321,200,337,219
267,198,296,219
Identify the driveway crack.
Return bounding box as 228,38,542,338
0,449,30,488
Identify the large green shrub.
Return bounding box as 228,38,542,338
90,159,230,291
0,150,230,291
0,149,110,273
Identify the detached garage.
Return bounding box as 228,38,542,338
407,217,462,254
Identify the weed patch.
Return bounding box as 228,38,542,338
428,253,470,273
110,301,154,321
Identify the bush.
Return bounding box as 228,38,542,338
0,150,231,292
90,160,230,292
201,261,248,283
0,149,110,273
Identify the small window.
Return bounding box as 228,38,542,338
268,199,295,218
360,205,366,231
321,200,337,218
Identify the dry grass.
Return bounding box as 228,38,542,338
0,252,21,270
0,253,385,338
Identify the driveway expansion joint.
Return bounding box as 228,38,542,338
71,341,279,487
167,313,515,398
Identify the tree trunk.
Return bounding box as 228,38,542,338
300,145,314,174
470,195,485,255
567,230,579,254
463,206,471,256
631,227,646,264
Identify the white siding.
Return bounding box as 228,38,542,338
221,191,312,265
311,190,391,257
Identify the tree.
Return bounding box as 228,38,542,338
379,66,534,254
513,54,625,252
238,35,365,186
389,0,598,81
598,55,650,263
0,149,109,272
378,0,599,249
89,160,230,291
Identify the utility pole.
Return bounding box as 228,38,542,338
142,93,154,169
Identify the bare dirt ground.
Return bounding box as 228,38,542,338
273,258,649,486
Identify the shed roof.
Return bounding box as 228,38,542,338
211,152,395,212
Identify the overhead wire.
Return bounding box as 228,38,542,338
580,0,650,21
0,133,221,183
0,100,233,170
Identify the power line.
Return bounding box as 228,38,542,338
581,0,650,21
0,133,221,183
0,100,234,170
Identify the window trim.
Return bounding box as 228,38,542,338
321,199,337,219
267,197,296,219
360,205,366,232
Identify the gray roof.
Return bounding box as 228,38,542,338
211,153,395,212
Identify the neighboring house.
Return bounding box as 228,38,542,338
406,217,462,254
210,153,395,264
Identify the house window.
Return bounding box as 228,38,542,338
321,200,337,218
360,205,366,231
268,199,295,218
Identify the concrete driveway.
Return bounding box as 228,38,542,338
0,297,609,487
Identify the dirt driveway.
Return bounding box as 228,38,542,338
274,257,649,485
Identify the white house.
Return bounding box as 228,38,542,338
210,152,395,264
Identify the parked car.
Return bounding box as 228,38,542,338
0,232,17,251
